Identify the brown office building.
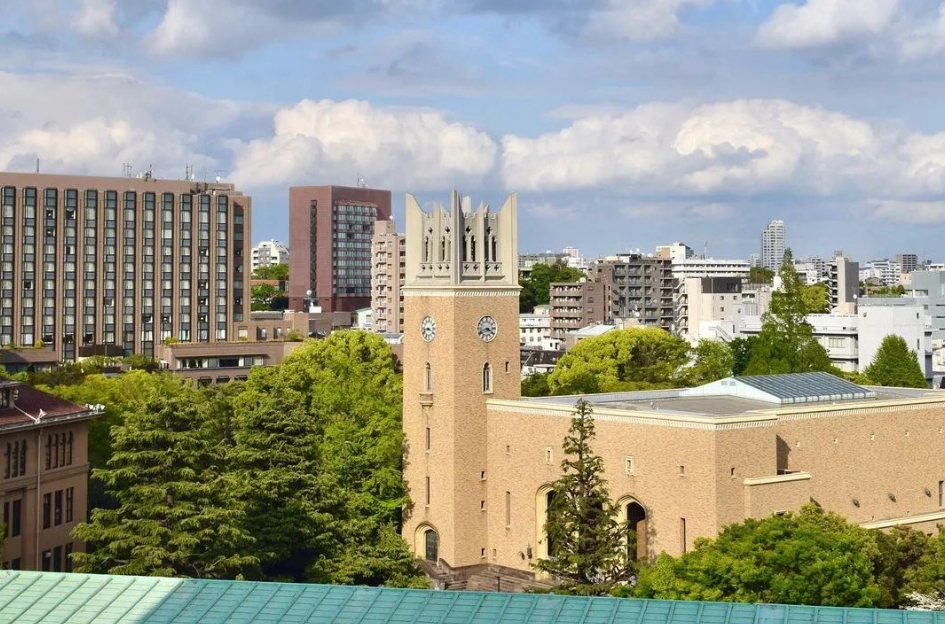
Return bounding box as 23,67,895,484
0,172,251,362
288,186,391,313
1,380,98,571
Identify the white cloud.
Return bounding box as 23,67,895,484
73,0,119,37
756,0,899,49
229,99,497,190
0,71,261,177
500,98,945,207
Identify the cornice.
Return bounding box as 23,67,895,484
486,399,778,431
404,285,521,298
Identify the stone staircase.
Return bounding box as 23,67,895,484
417,559,553,593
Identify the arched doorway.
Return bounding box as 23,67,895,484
626,500,647,562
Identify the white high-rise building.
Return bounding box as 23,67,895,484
761,220,786,271
251,239,289,271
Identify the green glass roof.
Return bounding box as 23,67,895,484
1,571,944,624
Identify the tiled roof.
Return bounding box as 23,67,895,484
2,571,945,624
0,384,91,430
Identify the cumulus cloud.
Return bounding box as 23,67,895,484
0,71,263,177
871,200,945,223
581,0,725,42
898,3,945,60
229,99,497,190
500,98,945,204
757,0,900,49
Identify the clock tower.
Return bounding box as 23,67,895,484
402,190,520,571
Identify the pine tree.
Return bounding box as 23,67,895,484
536,399,631,595
72,390,256,578
864,335,928,388
745,249,835,375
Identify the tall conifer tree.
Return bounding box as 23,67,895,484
536,399,632,595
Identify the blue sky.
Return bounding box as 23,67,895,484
4,0,945,262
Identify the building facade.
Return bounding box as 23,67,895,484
897,253,919,275
0,172,251,362
519,305,554,348
549,281,606,338
371,219,406,334
761,219,785,271
594,253,674,331
676,277,743,340
250,239,288,272
402,191,945,590
1,381,98,571
287,185,391,313
828,254,859,311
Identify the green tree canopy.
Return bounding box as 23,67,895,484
72,390,256,578
800,282,830,314
749,267,774,284
536,399,631,595
864,334,928,388
521,261,585,313
745,250,835,375
521,372,551,397
728,336,755,376
548,328,689,394
231,331,423,586
632,504,884,607
903,528,945,608
251,283,288,311
252,263,289,280
681,339,734,386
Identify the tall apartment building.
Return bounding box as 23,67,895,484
896,253,919,274
1,381,99,571
549,281,606,338
828,254,859,311
250,239,288,272
593,253,674,331
287,186,391,313
761,219,786,271
0,173,251,362
675,277,743,339
370,219,405,334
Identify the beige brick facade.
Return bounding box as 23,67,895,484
401,190,945,587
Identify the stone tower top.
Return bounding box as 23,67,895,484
404,191,518,287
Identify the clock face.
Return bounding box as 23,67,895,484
477,316,498,342
421,316,436,342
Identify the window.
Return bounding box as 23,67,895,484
828,337,844,348
43,493,51,529
41,550,51,572
54,489,63,526
66,487,74,523
505,491,511,528
5,440,26,478
53,545,62,572
425,427,431,452
482,363,492,393
424,362,432,392
65,543,73,573
66,431,73,465
2,502,7,537
11,499,21,537
681,518,688,553
679,465,685,476
545,447,553,464
940,481,944,508
625,456,634,475
17,439,25,476
425,476,431,506
505,360,510,373
424,529,438,562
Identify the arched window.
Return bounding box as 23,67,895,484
440,236,446,261
546,490,556,557
424,363,432,392
424,528,438,562
470,236,477,261
482,363,491,393
626,500,648,562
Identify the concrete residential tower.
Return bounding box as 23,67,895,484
401,191,520,572
761,220,786,271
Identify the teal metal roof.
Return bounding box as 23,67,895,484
1,571,944,624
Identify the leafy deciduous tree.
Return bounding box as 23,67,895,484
549,328,689,394
536,399,631,595
864,334,928,388
800,282,830,314
632,504,884,607
681,340,734,386
251,263,289,280
521,372,551,397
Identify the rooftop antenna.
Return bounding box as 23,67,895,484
185,164,194,181
356,172,366,188
35,158,39,174
123,163,134,178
